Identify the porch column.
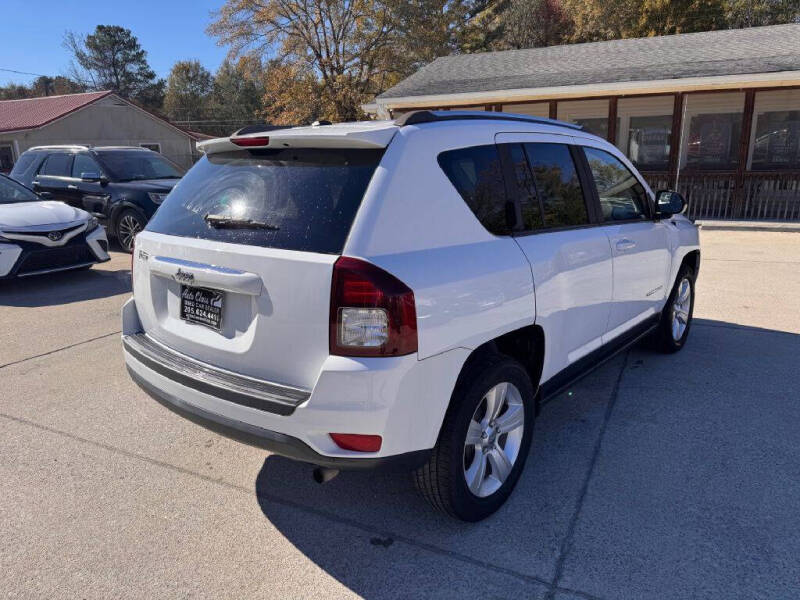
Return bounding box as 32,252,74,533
668,93,684,189
607,97,618,144
733,89,756,217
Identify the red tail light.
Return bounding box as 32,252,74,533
231,136,270,147
330,256,417,357
330,433,382,452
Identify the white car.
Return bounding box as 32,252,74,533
122,111,699,521
0,175,109,279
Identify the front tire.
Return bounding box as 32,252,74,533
655,266,695,353
413,354,535,521
116,209,146,254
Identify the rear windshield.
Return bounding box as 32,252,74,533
146,148,383,254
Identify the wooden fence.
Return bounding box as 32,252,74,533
641,171,800,221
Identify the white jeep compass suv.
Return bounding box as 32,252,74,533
122,111,699,521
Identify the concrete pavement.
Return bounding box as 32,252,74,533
1,230,799,599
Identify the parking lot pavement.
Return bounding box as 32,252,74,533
1,230,799,599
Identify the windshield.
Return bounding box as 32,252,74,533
96,151,184,182
0,176,39,204
146,148,383,254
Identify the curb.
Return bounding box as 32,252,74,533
697,222,800,233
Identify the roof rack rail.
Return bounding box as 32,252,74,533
232,123,302,136
28,144,92,151
393,110,583,131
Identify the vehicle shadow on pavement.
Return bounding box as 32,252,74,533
0,266,131,307
252,319,800,599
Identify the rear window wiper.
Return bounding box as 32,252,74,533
204,214,280,230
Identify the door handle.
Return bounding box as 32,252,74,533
615,239,636,251
67,184,78,190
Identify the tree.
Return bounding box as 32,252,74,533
207,59,265,134
0,76,85,100
164,60,213,123
501,0,573,49
208,0,471,123
725,0,800,27
30,76,85,97
64,25,164,109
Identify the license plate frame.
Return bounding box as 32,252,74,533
180,285,224,331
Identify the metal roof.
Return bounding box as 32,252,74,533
378,24,800,101
0,91,113,133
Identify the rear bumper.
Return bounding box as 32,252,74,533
127,365,430,471
122,298,468,468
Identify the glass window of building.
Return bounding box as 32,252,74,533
627,115,672,170
751,110,800,170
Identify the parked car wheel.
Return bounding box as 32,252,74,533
656,266,695,353
116,209,145,253
413,354,535,521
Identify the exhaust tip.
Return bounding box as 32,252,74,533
313,466,340,484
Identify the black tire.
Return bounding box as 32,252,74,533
115,208,146,253
655,266,696,353
413,354,535,521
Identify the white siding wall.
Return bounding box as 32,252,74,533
501,102,549,118
557,99,609,124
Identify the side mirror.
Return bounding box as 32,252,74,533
655,190,686,218
81,171,102,183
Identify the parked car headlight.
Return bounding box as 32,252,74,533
85,216,99,233
148,192,169,205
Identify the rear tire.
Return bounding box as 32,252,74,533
413,354,535,521
655,266,695,353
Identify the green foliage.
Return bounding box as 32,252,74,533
207,59,265,135
164,60,213,123
461,0,800,50
64,25,164,109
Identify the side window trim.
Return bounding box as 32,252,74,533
571,145,604,225
496,143,528,232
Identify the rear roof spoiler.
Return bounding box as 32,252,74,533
199,123,398,154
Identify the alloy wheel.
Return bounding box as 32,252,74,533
463,381,525,498
118,214,142,252
671,277,692,341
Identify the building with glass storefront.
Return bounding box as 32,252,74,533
368,24,800,221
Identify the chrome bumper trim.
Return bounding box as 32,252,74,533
122,333,310,416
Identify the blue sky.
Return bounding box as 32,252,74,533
0,0,231,86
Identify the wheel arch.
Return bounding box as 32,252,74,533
681,249,701,279
109,201,148,238
448,324,546,420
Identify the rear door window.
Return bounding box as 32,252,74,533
437,144,511,235
521,143,589,229
39,153,73,177
146,148,383,254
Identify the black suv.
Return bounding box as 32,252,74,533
10,146,184,252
